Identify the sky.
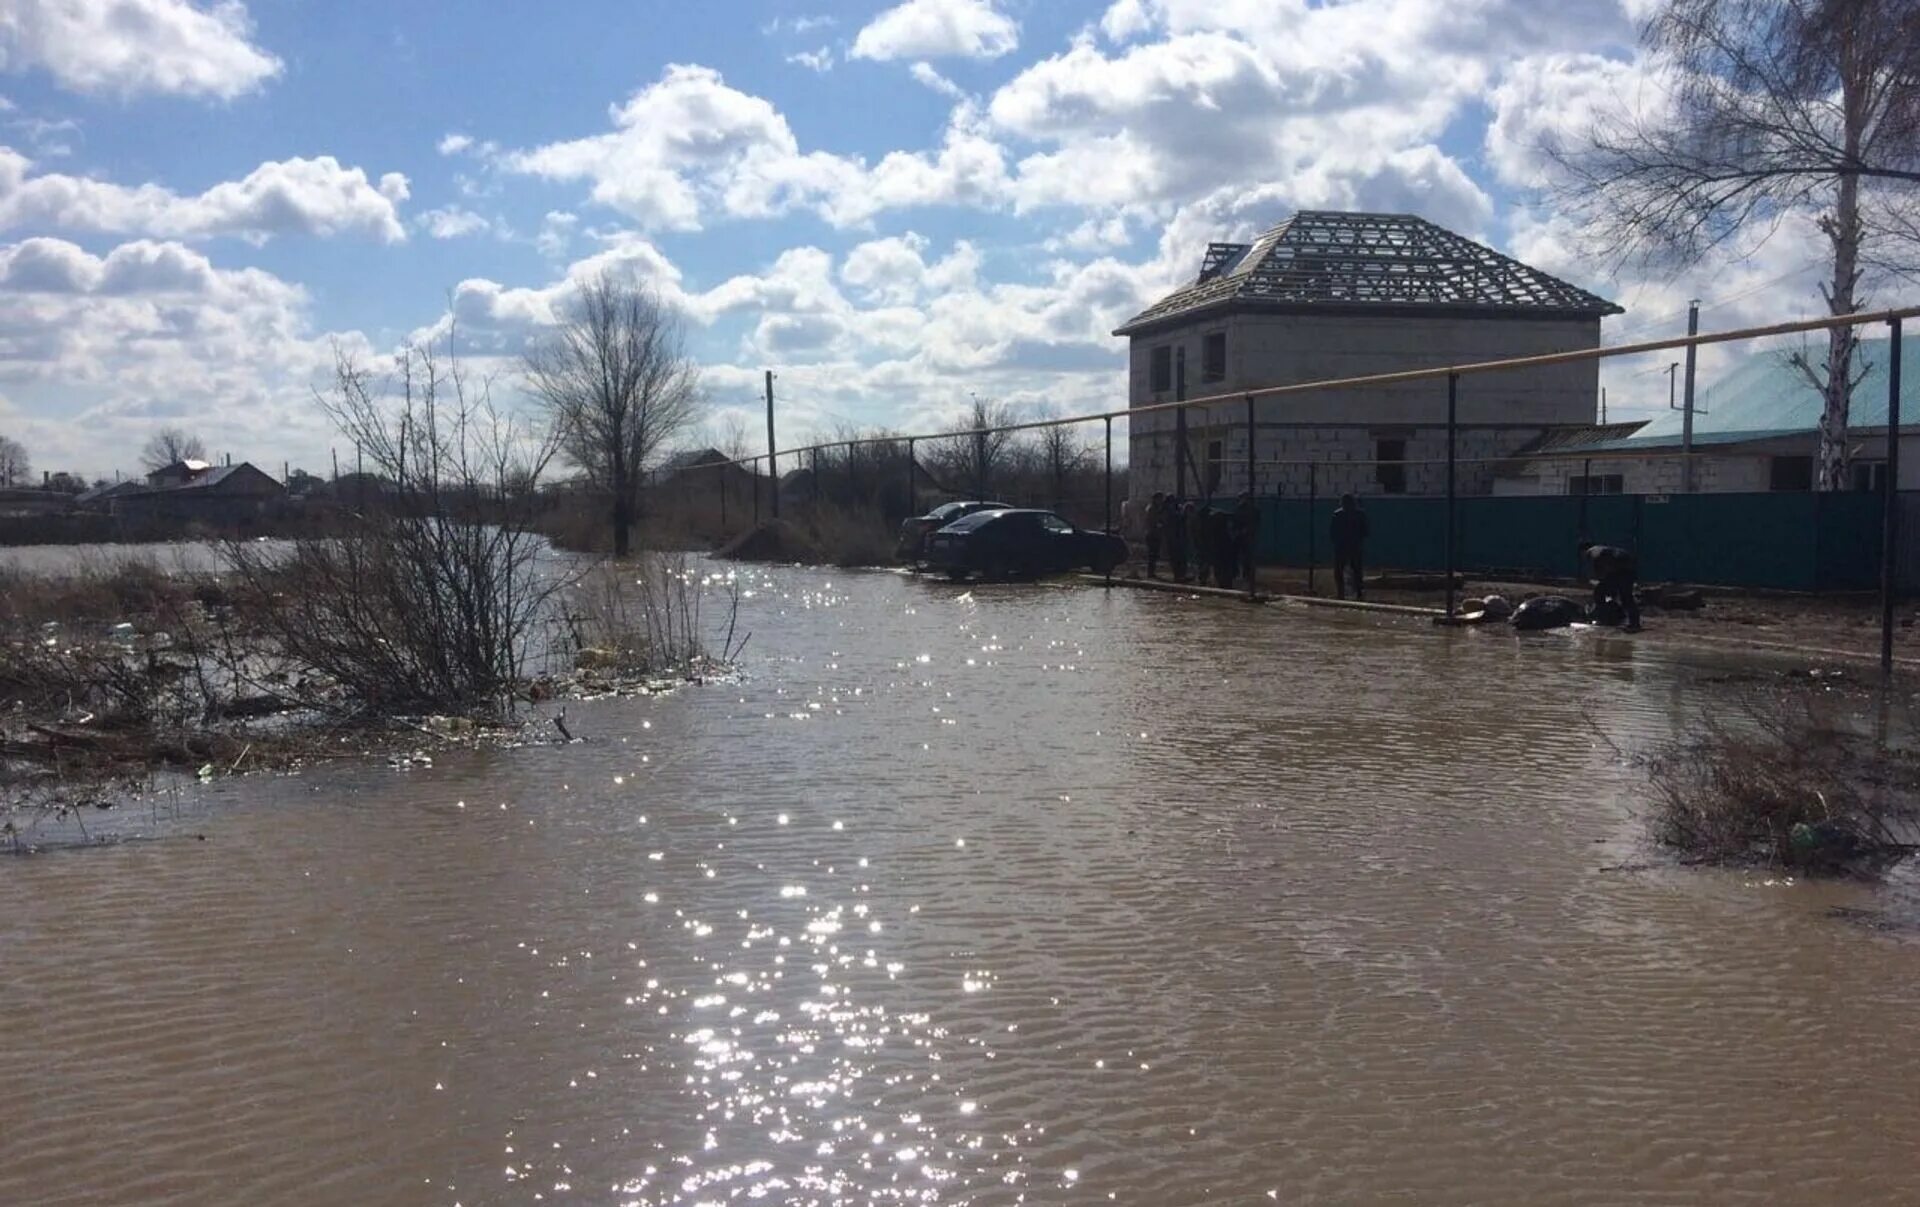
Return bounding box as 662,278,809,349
0,0,1887,480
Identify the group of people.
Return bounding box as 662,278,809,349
1127,486,1641,632
1141,491,1261,588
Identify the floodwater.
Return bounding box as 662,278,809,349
5,566,1920,1205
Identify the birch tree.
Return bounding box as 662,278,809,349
1554,0,1920,489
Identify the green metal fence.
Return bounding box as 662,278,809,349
1251,490,1902,591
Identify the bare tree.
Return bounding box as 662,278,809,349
713,411,751,461
1037,419,1093,509
523,274,702,556
1552,0,1920,489
141,426,207,472
937,397,1019,497
0,436,27,487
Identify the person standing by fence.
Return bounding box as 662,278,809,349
1169,499,1193,583
1188,501,1211,586
1331,493,1368,600
1233,491,1260,586
1208,506,1238,590
1144,491,1166,579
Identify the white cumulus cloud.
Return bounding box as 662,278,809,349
503,64,1011,231
0,234,360,476
0,148,410,242
416,205,490,239
0,0,282,99
851,0,1019,62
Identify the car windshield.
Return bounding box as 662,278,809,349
931,500,1007,520
941,509,1013,532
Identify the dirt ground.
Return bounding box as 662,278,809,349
1157,562,1920,669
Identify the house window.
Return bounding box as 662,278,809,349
1851,461,1887,492
1769,455,1813,492
1205,439,1223,494
1202,332,1227,383
1375,437,1407,495
1567,474,1624,495
1150,346,1172,392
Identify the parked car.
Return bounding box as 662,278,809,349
896,499,1012,563
923,509,1127,580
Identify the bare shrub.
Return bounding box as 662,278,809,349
1644,690,1920,870
561,553,743,679
227,334,560,718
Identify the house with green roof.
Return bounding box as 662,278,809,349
1494,333,1918,496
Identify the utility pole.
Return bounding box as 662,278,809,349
1681,300,1700,493
765,370,779,520
1600,387,1607,425
1175,347,1189,498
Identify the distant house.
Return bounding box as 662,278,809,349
649,447,763,502
650,448,732,485
109,461,286,526
0,487,82,518
1496,334,1920,494
146,458,214,488
75,479,146,510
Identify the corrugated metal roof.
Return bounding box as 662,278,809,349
1505,422,1649,457
1614,333,1919,449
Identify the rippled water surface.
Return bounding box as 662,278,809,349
6,566,1920,1205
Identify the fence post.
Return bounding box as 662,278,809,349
1577,455,1592,561
1446,372,1458,619
906,438,916,516
1246,394,1257,600
718,461,727,529
1307,460,1317,596
752,456,761,525
1175,350,1188,498
1175,405,1189,498
1883,316,1904,679
975,429,988,501
812,446,821,507
1103,416,1113,533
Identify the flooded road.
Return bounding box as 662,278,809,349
5,566,1920,1205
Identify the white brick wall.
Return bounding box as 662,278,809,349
1125,308,1603,498
1130,424,1545,499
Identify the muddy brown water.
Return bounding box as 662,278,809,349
5,566,1920,1205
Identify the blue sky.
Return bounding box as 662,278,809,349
0,0,1869,477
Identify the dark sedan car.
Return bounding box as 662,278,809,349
923,509,1126,580
895,499,1012,563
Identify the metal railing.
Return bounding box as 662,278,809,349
670,305,1915,675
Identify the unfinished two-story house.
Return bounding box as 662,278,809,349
1113,211,1623,499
